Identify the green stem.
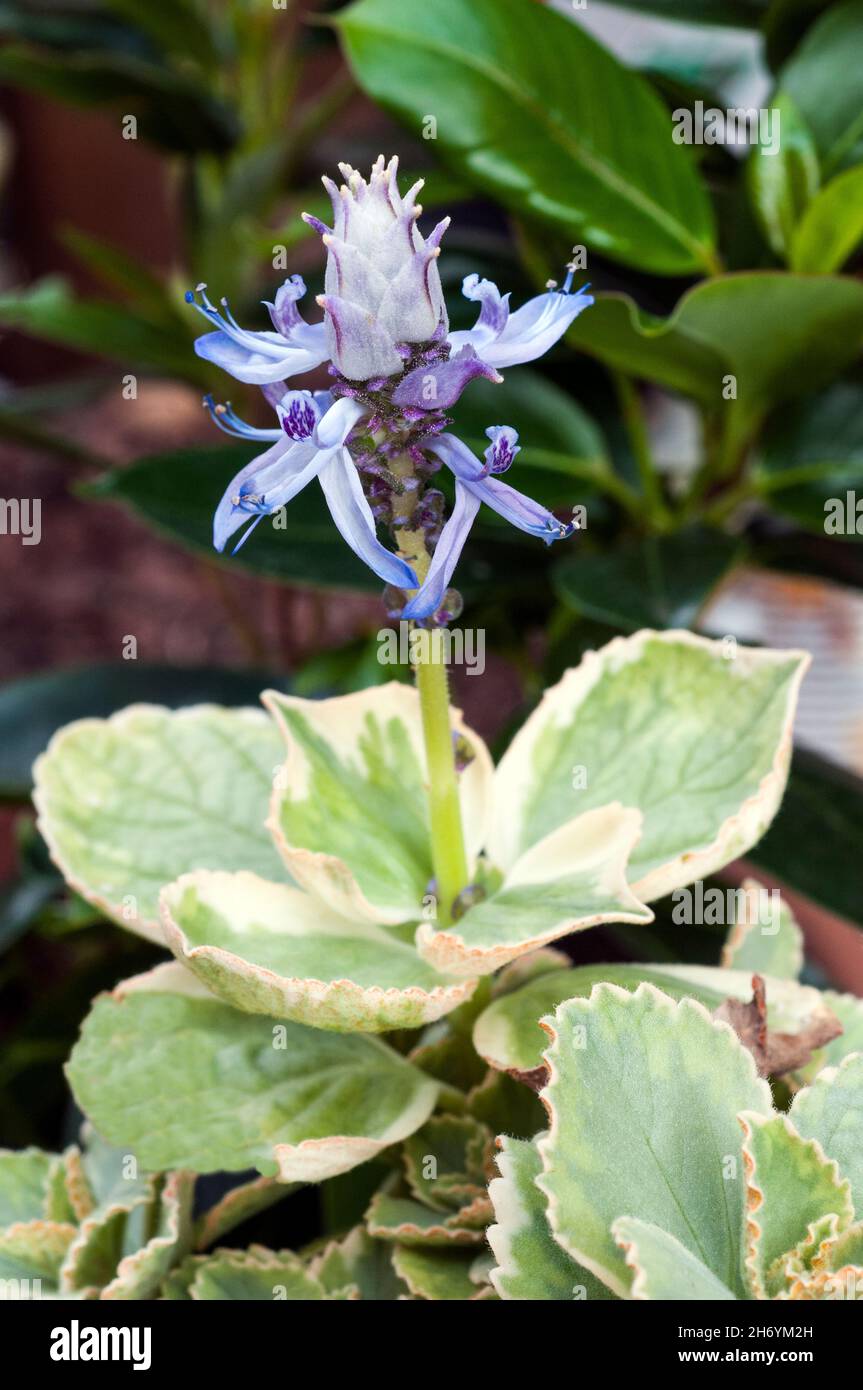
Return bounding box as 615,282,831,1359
612,371,671,531
414,628,469,927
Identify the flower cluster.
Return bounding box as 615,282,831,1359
187,155,592,620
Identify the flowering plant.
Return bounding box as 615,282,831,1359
18,618,863,1300
186,155,590,623
10,156,863,1306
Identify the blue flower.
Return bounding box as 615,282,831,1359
402,431,574,620
209,389,418,591
189,155,592,618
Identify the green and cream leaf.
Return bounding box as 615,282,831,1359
265,685,493,926
488,1136,613,1300
537,984,772,1298
160,869,474,1032
473,962,832,1078
416,805,652,977
739,1112,853,1299
789,1055,863,1218
612,1217,737,1300
66,963,439,1182
487,630,808,901
33,704,286,942
721,879,804,979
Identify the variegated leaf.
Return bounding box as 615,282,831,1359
473,961,832,1078
160,869,474,1032
488,630,808,901
265,685,493,925
739,1112,853,1299
612,1217,736,1300
537,984,772,1298
416,805,652,977
789,1055,863,1218
488,1136,613,1300
66,963,439,1182
721,879,804,979
33,704,286,942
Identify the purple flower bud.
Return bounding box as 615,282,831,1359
310,155,449,381
451,877,484,919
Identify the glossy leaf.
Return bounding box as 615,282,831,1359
750,748,863,930
84,445,382,589
746,93,819,258
0,278,201,379
791,165,863,272
0,45,235,154
554,528,742,632
781,1,863,176
757,381,863,534
338,0,716,275
567,275,863,423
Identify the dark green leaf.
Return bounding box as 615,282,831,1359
0,278,202,381
781,1,863,175
757,380,863,535
0,44,237,154
0,663,288,801
606,0,768,23
0,875,57,953
746,93,819,258
450,368,611,509
338,0,717,275
554,528,742,631
750,748,863,931
100,0,223,69
567,274,863,425
60,229,179,324
84,444,383,589
0,1,154,57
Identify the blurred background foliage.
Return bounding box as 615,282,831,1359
1,0,862,1148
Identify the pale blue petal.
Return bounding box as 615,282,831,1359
212,438,323,553
426,432,573,543
448,286,593,370
402,482,481,620
194,324,328,384
318,452,419,588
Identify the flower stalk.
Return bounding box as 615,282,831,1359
389,452,469,927
414,629,470,928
